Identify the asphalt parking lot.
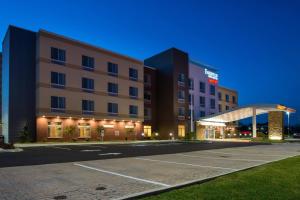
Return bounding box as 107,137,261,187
0,142,299,200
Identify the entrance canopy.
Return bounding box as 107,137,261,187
198,104,295,124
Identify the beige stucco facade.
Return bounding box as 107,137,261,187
218,86,238,112
35,30,144,141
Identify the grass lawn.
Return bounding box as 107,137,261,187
142,156,300,200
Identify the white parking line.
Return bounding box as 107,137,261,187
135,158,238,171
81,149,102,152
73,163,170,187
177,153,268,162
86,145,107,149
203,150,287,157
49,146,72,150
98,153,121,156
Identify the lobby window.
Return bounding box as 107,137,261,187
129,87,138,98
51,96,66,112
189,78,194,90
232,96,236,104
226,94,229,102
107,62,118,76
48,122,63,138
144,74,151,86
82,100,94,115
82,55,94,70
200,81,205,93
108,82,118,96
144,108,152,119
210,98,216,109
200,96,205,108
129,105,138,116
129,68,138,81
144,91,151,102
78,123,91,138
226,105,229,110
178,107,185,117
218,92,222,100
82,78,94,92
219,104,222,112
210,85,215,96
51,47,66,65
200,111,206,117
178,90,185,102
51,72,65,88
108,103,118,115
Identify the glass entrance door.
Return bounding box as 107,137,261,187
205,126,215,139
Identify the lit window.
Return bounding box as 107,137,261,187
78,123,91,138
48,122,62,138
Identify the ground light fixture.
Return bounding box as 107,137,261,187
155,132,159,137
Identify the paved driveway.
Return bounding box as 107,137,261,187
0,142,299,200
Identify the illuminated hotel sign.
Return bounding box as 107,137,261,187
205,69,218,80
205,68,218,85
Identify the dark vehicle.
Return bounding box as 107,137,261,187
293,133,300,138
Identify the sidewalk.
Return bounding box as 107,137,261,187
14,139,176,148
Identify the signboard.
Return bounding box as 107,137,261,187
205,68,218,80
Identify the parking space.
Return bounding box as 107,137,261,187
0,142,299,200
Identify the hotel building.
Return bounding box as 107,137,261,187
1,26,238,143
217,86,238,112
2,26,143,143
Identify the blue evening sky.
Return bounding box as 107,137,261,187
0,0,299,124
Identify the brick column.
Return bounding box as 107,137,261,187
268,111,284,140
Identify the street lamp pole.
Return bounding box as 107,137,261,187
287,112,290,137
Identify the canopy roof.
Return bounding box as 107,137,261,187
198,104,296,123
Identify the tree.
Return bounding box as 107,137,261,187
19,125,32,143
96,125,105,141
64,125,77,141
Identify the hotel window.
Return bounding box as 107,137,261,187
51,72,65,88
144,74,151,86
226,105,229,110
226,94,229,102
178,125,185,137
210,98,216,109
129,87,138,98
178,107,185,116
200,111,206,117
129,68,138,81
82,100,94,115
178,90,185,102
232,96,236,104
107,62,118,76
48,122,63,138
219,104,222,112
51,96,66,112
129,105,138,116
178,73,185,85
78,123,91,138
210,85,215,96
200,96,205,108
51,47,66,65
82,55,94,70
144,91,151,102
189,78,194,90
82,78,94,92
108,82,118,96
188,94,194,105
144,108,152,119
108,103,118,115
200,82,205,93
218,92,222,100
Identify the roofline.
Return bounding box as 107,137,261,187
189,59,218,72
218,85,238,93
144,65,157,70
198,104,296,121
38,29,143,65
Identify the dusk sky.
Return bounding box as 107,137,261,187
1,0,299,124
